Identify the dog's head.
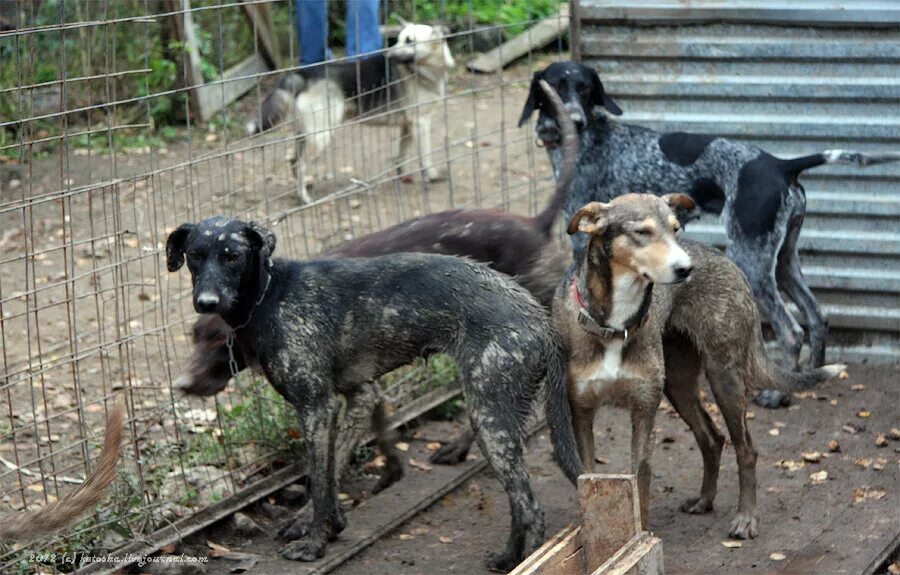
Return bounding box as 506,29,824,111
567,194,694,285
389,21,455,70
519,62,621,146
166,216,276,318
173,314,234,396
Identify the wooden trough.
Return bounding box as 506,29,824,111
511,474,663,575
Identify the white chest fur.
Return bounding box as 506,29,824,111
575,339,625,397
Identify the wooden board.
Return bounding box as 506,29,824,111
510,524,584,575
468,5,569,73
579,474,642,573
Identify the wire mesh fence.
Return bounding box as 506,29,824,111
0,0,567,571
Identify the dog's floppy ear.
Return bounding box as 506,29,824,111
166,223,194,272
662,193,701,225
518,71,544,127
567,202,610,235
243,221,277,260
395,15,410,27
585,65,622,116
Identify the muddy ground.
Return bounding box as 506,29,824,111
189,364,898,575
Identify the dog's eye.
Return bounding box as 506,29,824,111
187,251,201,262
224,251,241,264
634,228,653,238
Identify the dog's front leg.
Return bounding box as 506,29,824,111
414,114,440,181
630,399,660,530
280,392,345,561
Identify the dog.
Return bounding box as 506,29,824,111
554,193,846,539
174,80,578,469
1,404,123,541
166,217,582,570
521,61,900,408
247,21,455,203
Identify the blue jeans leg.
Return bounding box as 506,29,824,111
345,0,382,58
297,0,331,65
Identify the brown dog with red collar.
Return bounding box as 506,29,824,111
554,193,846,540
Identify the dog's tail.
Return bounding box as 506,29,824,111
544,338,582,485
246,73,305,135
0,403,123,542
533,80,579,237
779,150,900,177
753,343,846,393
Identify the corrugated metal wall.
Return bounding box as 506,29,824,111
573,0,900,363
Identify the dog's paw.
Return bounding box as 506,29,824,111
485,549,517,573
680,496,714,514
753,389,791,410
277,506,313,540
280,535,327,562
728,512,759,540
429,439,472,465
371,461,404,494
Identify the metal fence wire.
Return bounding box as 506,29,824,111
0,0,568,571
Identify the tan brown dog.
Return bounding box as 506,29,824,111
0,404,123,541
553,194,845,539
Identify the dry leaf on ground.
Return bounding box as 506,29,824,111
809,470,828,484
775,460,805,472
439,536,454,544
852,487,886,503
769,552,786,561
395,442,410,452
207,541,231,558
426,442,442,451
875,434,888,447
850,384,866,391
409,458,433,472
721,540,742,548
802,451,822,463
856,457,873,469
768,428,780,436
827,439,841,452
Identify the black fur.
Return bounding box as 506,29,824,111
167,217,582,570
659,132,716,167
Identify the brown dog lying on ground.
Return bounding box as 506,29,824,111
554,193,846,539
0,404,123,541
173,80,577,466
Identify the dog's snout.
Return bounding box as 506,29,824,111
195,292,220,313
673,265,693,282
564,102,586,126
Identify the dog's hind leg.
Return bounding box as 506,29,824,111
333,383,380,482
415,115,440,181
728,241,801,409
371,395,405,494
292,135,313,204
705,364,759,540
663,336,725,515
776,200,827,367
430,428,475,465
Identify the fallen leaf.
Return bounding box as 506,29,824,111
439,536,453,544
395,442,410,452
409,458,433,472
850,383,866,391
843,423,862,434
839,370,850,380
426,442,442,451
891,428,900,441
410,527,430,536
207,540,231,558
802,451,822,463
855,457,873,469
829,399,839,407
161,543,176,554
776,459,805,472
595,456,609,465
852,487,886,503
774,421,787,428
875,434,888,447
809,470,828,484
827,439,841,453
746,411,755,420
768,428,780,436
857,410,871,418
770,552,786,561
365,454,386,470
793,391,817,400
398,533,414,540
873,458,888,471
721,540,743,548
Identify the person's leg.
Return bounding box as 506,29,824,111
345,0,382,58
298,0,329,65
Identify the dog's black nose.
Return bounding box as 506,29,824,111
673,265,693,282
195,292,220,313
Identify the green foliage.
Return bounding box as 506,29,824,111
393,0,559,36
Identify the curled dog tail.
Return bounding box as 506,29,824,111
779,150,900,177
533,80,579,237
0,403,123,542
545,338,582,485
245,73,305,135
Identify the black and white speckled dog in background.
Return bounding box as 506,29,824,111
166,217,582,571
520,61,900,409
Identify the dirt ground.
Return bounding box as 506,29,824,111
191,364,898,575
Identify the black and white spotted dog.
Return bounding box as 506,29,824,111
166,217,582,570
520,61,899,408
247,22,454,203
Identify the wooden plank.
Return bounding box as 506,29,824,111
579,474,642,573
170,0,206,121
468,5,570,73
241,1,283,69
570,0,582,61
195,53,268,122
591,533,663,575
510,524,584,575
